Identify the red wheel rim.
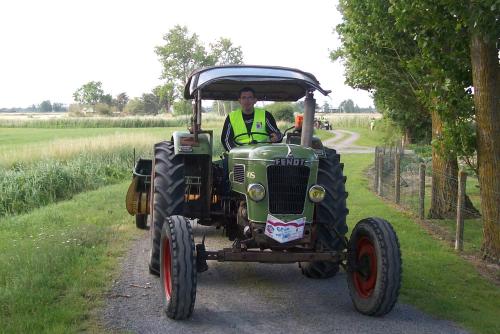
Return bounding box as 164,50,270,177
162,237,172,300
353,236,377,298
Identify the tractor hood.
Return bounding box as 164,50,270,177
229,143,318,164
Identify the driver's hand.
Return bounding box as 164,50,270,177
269,133,279,143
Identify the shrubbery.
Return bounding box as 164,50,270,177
266,102,296,122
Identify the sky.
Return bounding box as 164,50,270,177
0,0,373,109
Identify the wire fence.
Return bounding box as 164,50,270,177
369,145,490,253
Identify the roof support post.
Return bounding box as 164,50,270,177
300,90,316,147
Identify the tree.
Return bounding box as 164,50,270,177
462,1,500,260
52,103,64,112
322,101,331,113
39,100,52,112
209,37,244,65
155,25,212,97
339,99,355,113
124,98,145,115
266,102,296,122
115,92,129,112
333,0,479,223
388,0,496,258
156,26,244,116
153,83,175,113
142,93,160,114
73,81,104,106
100,94,113,106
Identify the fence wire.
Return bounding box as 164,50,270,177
371,147,499,236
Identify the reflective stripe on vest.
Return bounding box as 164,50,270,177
229,108,268,144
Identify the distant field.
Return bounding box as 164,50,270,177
0,112,67,120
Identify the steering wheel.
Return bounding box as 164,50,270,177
233,131,274,146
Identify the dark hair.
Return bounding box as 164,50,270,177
239,87,255,98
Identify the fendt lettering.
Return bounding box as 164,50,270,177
274,157,305,166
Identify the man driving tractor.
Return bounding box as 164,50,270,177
221,87,282,150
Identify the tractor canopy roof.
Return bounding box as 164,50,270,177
184,65,330,101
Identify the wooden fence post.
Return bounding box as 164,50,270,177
395,148,401,204
419,163,426,219
377,149,383,196
455,170,467,251
374,147,379,192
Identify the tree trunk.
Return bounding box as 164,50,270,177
428,110,480,219
428,110,459,219
470,33,500,262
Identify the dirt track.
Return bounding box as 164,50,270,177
102,132,469,333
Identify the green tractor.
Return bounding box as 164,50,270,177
126,65,401,320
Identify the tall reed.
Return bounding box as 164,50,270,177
0,149,147,217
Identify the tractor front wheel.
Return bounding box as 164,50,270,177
160,215,197,320
347,217,401,316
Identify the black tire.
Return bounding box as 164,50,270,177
301,147,348,278
136,214,148,229
148,141,185,276
347,217,401,316
160,215,197,320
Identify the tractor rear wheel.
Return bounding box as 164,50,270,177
347,217,401,316
160,215,197,320
148,141,185,276
301,148,348,279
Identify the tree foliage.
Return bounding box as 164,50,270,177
153,83,175,113
209,37,243,65
266,102,296,122
73,81,105,106
334,0,499,259
141,93,160,114
155,25,212,97
39,100,52,112
115,92,129,112
124,98,145,115
155,25,244,116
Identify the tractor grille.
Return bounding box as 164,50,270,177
267,165,309,214
233,164,245,183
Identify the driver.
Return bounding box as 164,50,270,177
221,87,282,151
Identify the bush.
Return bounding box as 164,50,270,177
173,100,192,115
68,104,83,117
266,102,295,122
124,98,145,115
94,103,112,116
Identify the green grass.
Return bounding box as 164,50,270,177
343,153,499,334
0,127,181,151
1,123,497,333
0,149,140,217
0,182,138,333
342,127,386,147
0,117,189,128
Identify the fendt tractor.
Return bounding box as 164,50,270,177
126,65,401,320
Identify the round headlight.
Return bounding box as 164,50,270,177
247,183,266,202
309,185,326,203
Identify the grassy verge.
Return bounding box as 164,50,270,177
343,153,499,334
0,182,138,333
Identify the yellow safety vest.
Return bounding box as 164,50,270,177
229,108,268,144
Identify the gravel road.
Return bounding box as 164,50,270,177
102,225,468,334
102,131,468,333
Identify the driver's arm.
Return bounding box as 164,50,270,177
221,116,236,151
265,111,282,142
